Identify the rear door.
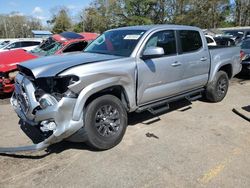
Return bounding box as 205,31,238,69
176,30,210,91
137,30,185,105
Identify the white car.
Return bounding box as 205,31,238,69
205,35,217,46
0,39,42,52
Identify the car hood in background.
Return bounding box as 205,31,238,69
18,52,122,78
0,49,38,72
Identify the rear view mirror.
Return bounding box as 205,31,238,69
142,47,164,59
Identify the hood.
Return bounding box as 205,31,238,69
0,49,38,72
18,52,122,78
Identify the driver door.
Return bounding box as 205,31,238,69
137,30,184,105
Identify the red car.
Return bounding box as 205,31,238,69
0,32,98,94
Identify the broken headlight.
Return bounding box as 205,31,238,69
35,75,79,100
39,94,58,109
8,71,19,79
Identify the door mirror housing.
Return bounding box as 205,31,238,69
142,47,164,59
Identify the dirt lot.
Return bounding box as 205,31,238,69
0,77,250,188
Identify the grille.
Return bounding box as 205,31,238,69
15,83,29,113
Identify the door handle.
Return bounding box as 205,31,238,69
200,57,208,61
171,61,182,67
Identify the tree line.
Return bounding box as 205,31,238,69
0,0,250,38
0,13,43,38
52,0,250,33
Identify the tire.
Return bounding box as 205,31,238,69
84,95,127,150
205,71,229,102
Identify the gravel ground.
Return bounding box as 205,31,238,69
0,76,249,188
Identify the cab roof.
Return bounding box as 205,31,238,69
110,24,200,32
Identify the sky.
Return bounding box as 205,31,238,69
0,0,92,24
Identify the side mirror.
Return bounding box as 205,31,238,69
142,46,164,59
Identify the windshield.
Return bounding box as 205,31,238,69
84,30,145,57
31,37,62,56
0,41,10,49
241,40,250,49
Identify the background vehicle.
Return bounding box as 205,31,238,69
222,29,250,44
205,35,217,46
0,39,42,52
239,38,250,75
0,32,98,94
9,25,241,153
0,40,11,49
206,35,235,46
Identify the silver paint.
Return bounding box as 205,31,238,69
11,24,242,148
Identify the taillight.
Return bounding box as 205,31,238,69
240,50,245,60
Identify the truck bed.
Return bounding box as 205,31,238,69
208,46,241,82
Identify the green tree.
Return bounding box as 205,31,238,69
51,8,72,33
0,13,43,38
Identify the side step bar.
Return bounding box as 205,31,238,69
136,88,204,114
186,92,203,102
148,103,170,115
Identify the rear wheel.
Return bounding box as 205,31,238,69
205,71,229,102
84,95,127,150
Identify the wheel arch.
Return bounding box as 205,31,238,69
218,64,232,79
72,77,133,121
84,85,130,111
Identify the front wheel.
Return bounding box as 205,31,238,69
84,95,127,150
205,71,229,102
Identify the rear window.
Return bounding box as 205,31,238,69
180,30,202,53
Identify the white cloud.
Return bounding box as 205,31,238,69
32,7,43,15
9,12,24,17
36,16,46,20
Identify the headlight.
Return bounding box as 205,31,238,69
36,75,79,94
8,71,19,79
39,94,58,109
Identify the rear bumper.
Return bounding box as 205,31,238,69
0,78,14,94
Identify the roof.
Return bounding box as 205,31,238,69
60,32,84,39
79,32,99,41
31,30,52,35
110,24,200,31
53,32,98,43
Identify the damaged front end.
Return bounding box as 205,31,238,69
0,70,18,94
1,72,84,153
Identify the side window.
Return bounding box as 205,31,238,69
180,30,202,53
206,37,214,44
144,30,176,56
33,41,41,45
6,42,21,49
63,41,88,53
21,41,34,47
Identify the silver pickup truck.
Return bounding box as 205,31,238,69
8,25,241,152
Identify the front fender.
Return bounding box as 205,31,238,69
72,77,136,121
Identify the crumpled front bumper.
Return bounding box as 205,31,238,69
9,73,84,151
